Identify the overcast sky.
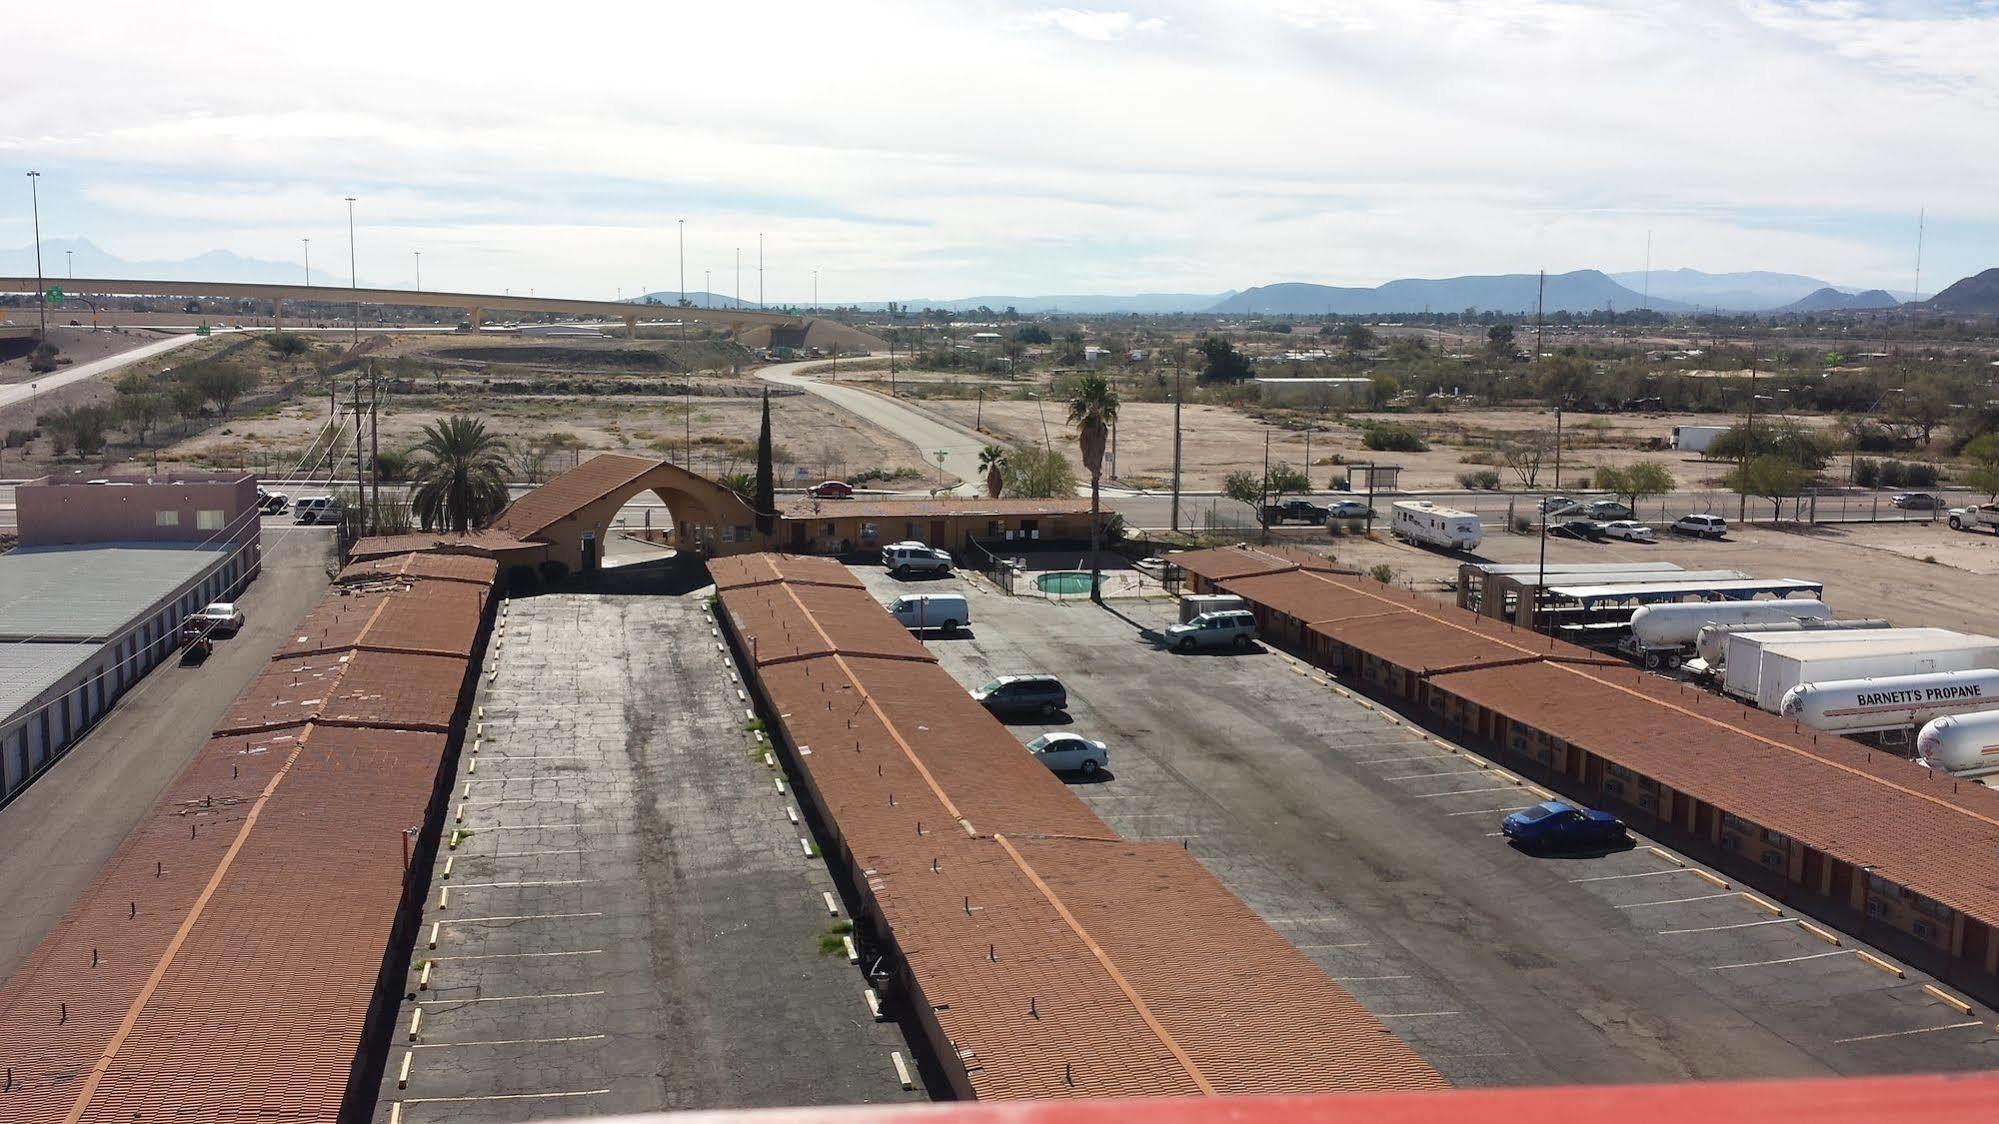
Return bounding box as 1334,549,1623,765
4,0,1994,301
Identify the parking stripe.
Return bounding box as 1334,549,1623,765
1445,805,1535,816
1383,770,1486,781
1570,869,1695,883
1615,892,1742,909
1661,917,1799,936
1711,949,1855,971
1413,785,1518,799
1834,1021,1984,1044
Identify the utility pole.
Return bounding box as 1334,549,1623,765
735,247,741,309
1171,356,1184,534
888,330,897,395
303,238,311,286
757,232,764,309
1259,428,1271,544
1534,269,1545,361
369,365,381,533
705,270,711,309
346,196,364,510
26,171,45,340
1552,406,1564,490
1741,348,1758,522
413,250,421,291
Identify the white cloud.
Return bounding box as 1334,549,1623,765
1018,7,1167,40
1,0,1994,299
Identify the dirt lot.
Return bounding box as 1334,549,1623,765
926,398,1771,492
0,325,168,387
1290,519,1999,639
156,390,937,485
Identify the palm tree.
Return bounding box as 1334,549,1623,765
979,445,1007,498
1067,373,1120,604
410,415,512,533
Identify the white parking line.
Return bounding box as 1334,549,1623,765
1413,785,1518,799
1445,805,1535,816
414,1034,610,1048
1356,753,1461,765
1377,1011,1460,1019
443,912,605,925
1329,975,1413,982
1661,917,1799,936
447,879,600,890
1570,869,1696,883
429,949,604,962
1615,892,1742,909
491,849,589,859
418,989,606,1005
1294,942,1371,950
1383,770,1486,781
1834,1021,1985,1044
1712,949,1855,971
402,1089,610,1104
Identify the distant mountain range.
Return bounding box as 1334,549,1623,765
1778,287,1900,313
0,237,335,286
1215,270,1692,316
1920,268,1999,315
1608,268,1847,312
631,291,777,311
831,292,1238,315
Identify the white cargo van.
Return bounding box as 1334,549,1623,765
1178,594,1247,624
886,593,968,633
1390,500,1483,551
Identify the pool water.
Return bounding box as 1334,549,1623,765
1036,571,1098,595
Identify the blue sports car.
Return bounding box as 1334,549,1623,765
1502,801,1628,849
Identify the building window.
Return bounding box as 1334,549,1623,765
1721,812,1756,836
196,509,225,530
861,522,879,541
155,510,180,527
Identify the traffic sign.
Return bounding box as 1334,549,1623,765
42,286,63,303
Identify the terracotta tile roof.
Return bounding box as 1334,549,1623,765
1168,545,1346,583
1432,659,1999,925
489,452,662,539
781,497,1092,519
337,551,502,585
709,552,865,592
720,581,934,666
722,552,1444,1099
346,530,527,561
0,546,492,1122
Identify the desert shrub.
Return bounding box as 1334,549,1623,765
1359,423,1427,452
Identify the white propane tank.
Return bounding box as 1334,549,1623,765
1916,710,1999,778
1630,599,1830,650
1779,668,1999,734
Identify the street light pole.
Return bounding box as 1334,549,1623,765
414,250,421,291
303,238,311,286
346,196,364,520
26,171,46,340
1171,356,1183,534
65,249,72,280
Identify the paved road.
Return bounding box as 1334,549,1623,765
848,565,1999,1085
376,591,922,1120
0,521,335,980
759,359,983,494
0,330,228,411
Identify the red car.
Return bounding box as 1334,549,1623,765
810,480,854,499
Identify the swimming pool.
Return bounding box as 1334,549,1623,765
1035,571,1098,595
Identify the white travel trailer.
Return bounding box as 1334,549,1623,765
1916,710,1999,778
1390,500,1483,551
1780,668,1999,745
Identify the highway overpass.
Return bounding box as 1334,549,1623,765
0,276,801,337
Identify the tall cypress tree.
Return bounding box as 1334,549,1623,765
753,390,775,539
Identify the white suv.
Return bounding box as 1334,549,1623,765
1670,513,1727,539
1164,610,1259,653
883,541,953,577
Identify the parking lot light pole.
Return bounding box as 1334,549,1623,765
27,171,46,339
1171,357,1184,534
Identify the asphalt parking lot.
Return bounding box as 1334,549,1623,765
848,563,1999,1086
376,592,923,1122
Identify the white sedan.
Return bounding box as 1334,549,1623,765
1600,520,1655,542
1025,732,1108,776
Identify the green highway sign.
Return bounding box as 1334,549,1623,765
43,286,63,303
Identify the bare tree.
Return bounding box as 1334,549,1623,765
1498,433,1552,488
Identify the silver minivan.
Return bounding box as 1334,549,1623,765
1164,609,1258,653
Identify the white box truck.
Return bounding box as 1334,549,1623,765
1730,631,1999,714
1720,628,1966,707
1390,500,1483,551
1671,425,1730,454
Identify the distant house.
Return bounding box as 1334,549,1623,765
1083,346,1110,363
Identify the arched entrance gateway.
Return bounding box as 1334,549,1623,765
489,453,772,572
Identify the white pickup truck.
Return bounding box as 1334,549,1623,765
1947,503,1999,533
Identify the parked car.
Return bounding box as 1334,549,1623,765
885,593,968,633
1164,609,1258,653
973,674,1067,718
1261,499,1329,525
1539,495,1580,515
1548,518,1607,542
256,486,289,514
1326,500,1372,520
883,541,953,576
1501,801,1628,850
1600,520,1655,542
1024,732,1108,776
292,496,344,525
189,602,245,636
1891,492,1941,510
810,480,853,499
1670,513,1727,539
1583,499,1633,520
